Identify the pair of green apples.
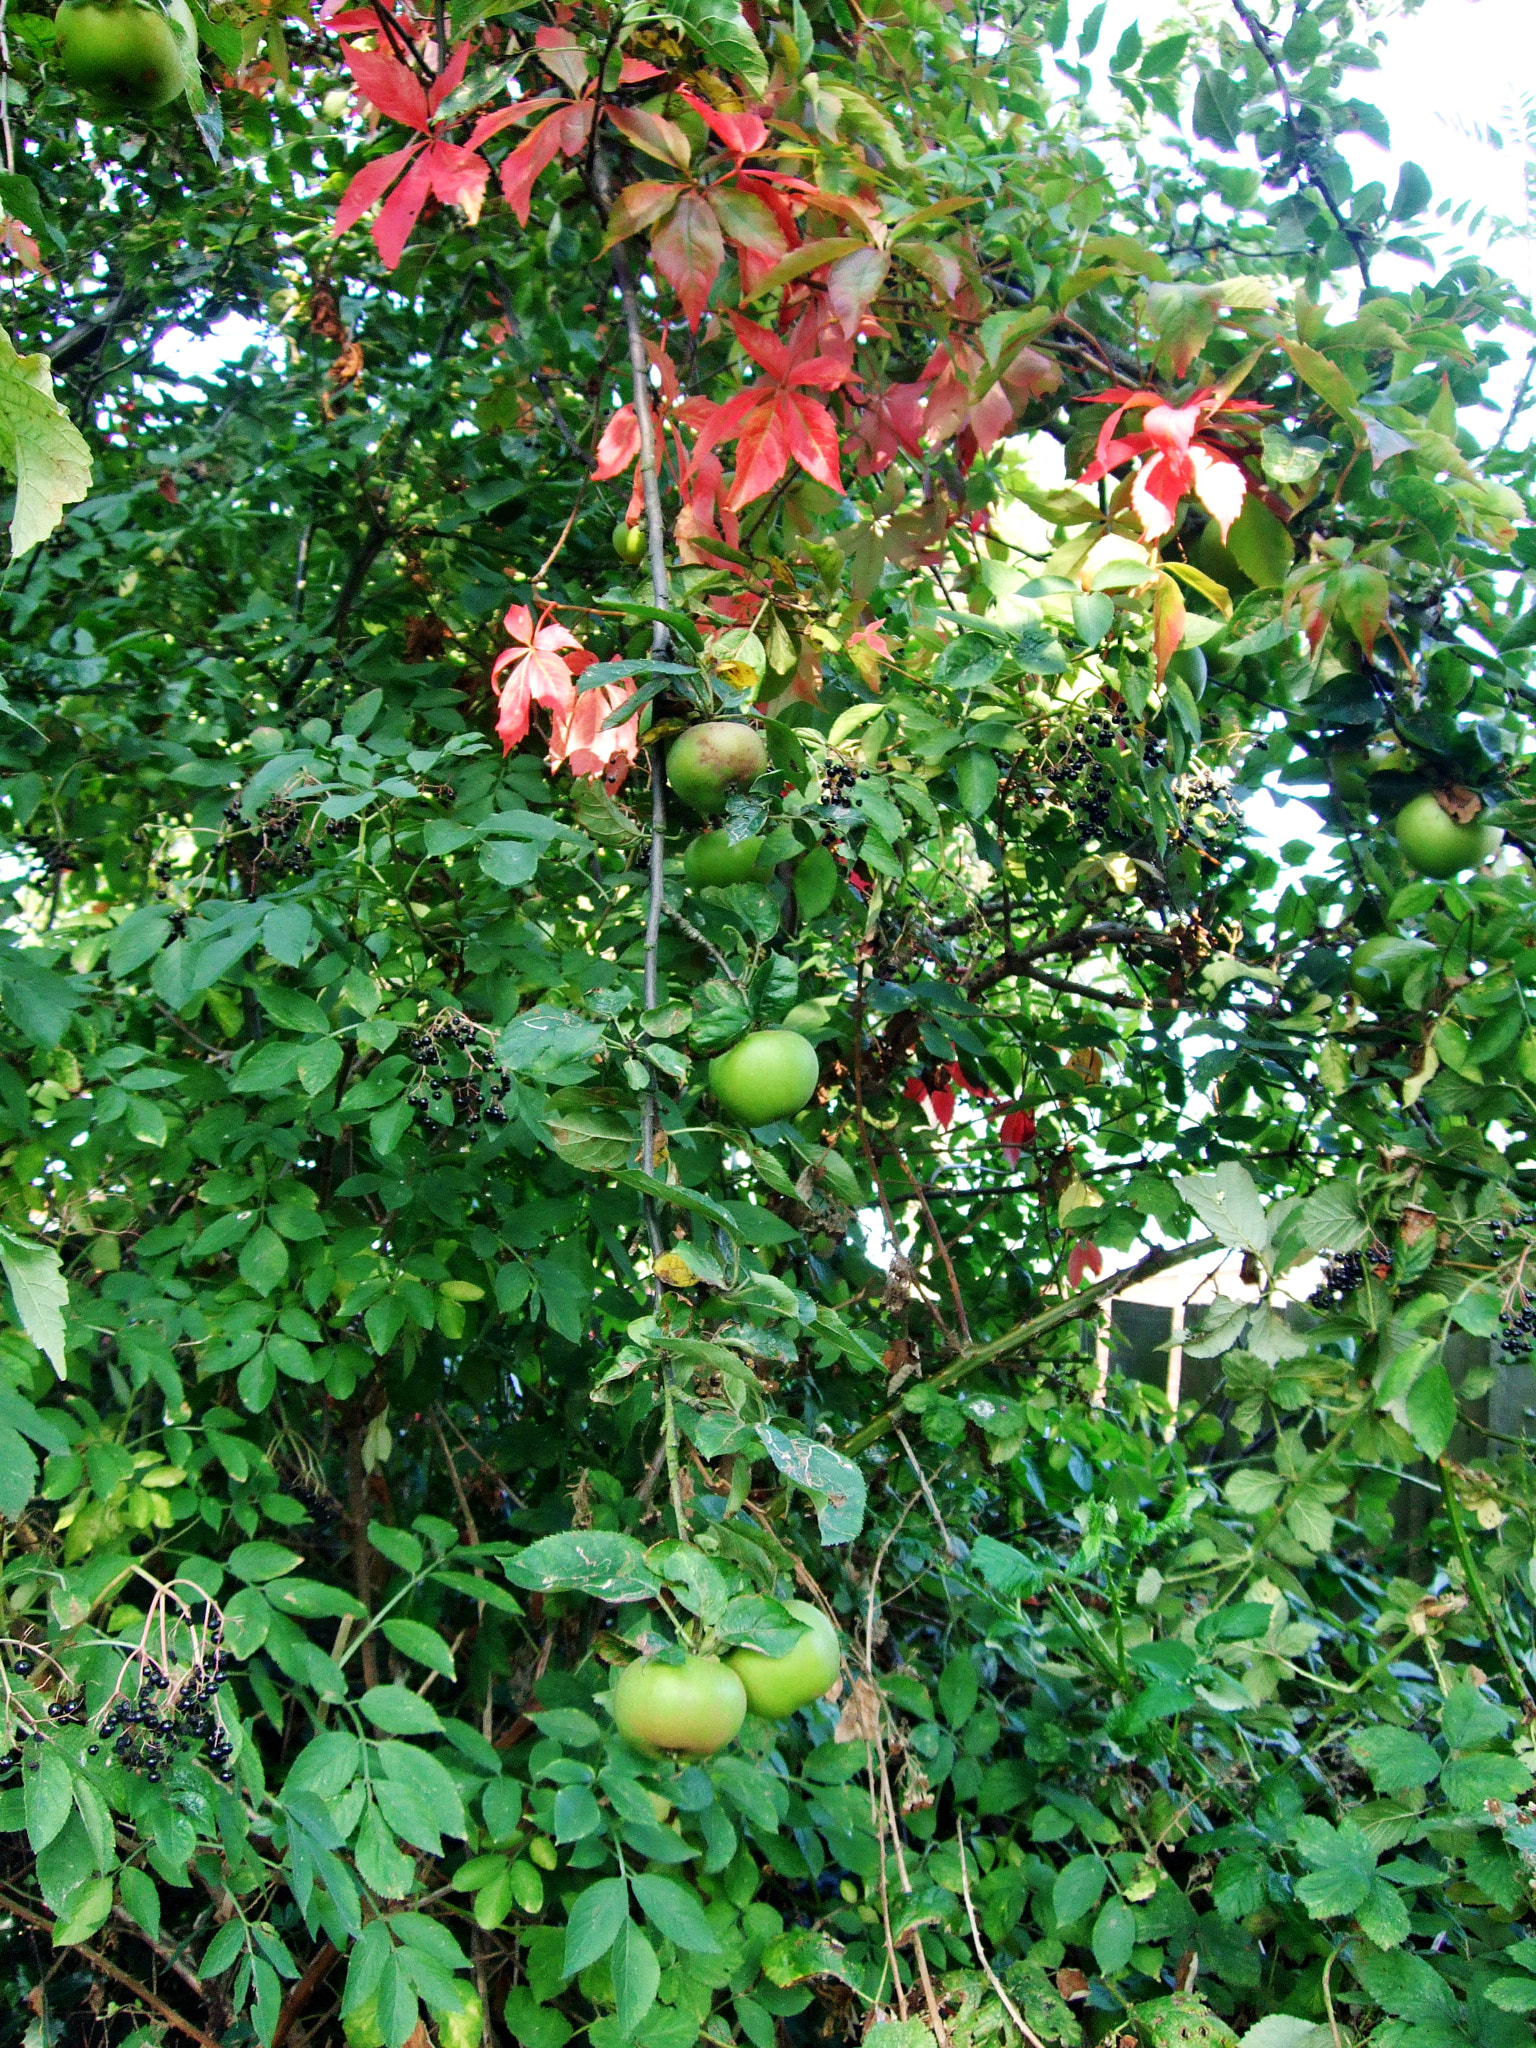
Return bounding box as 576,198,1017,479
665,720,824,1128
611,1601,841,1757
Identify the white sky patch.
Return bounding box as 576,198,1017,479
157,311,274,384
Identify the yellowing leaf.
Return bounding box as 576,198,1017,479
1064,1046,1103,1084
0,327,92,556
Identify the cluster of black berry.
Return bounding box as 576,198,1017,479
19,836,74,877
93,1646,233,1785
284,1477,341,1524
1311,1249,1366,1308
222,798,349,887
1498,1298,1536,1360
1057,737,1118,834
822,761,869,804
406,1014,510,1128
0,1726,48,1777
1172,767,1237,843
1489,1209,1536,1248
44,1686,88,1728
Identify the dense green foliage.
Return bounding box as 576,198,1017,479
0,2,1535,2048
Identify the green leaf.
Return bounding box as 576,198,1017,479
1052,1855,1106,1927
660,0,767,91
611,1919,659,2037
1191,68,1244,150
369,1522,426,1574
1441,1678,1510,1751
495,1005,605,1078
1404,1361,1456,1459
480,840,540,888
228,1542,305,1584
1355,1876,1411,1949
630,1873,721,1954
1173,1163,1269,1254
0,326,92,556
755,1425,866,1544
1391,161,1432,221
0,1227,68,1377
1347,1726,1441,1794
1280,339,1362,431
381,1619,456,1678
238,1225,290,1296
562,1875,629,1977
24,1745,72,1852
505,1531,659,1602
360,1687,445,1736
118,1866,162,1944
794,844,838,920
52,1876,114,1946
1092,1895,1136,1977
760,1928,853,1986
1440,1754,1533,1809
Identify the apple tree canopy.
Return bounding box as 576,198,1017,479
0,0,1535,2044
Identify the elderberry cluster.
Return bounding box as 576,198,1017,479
1025,704,1139,837
1311,1249,1365,1308
284,1475,342,1525
406,1014,510,1128
1489,1209,1536,1248
822,761,869,804
222,798,349,886
44,1687,88,1729
1172,766,1238,843
20,835,74,878
1498,1298,1536,1360
94,1648,233,1785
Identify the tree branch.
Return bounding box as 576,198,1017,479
0,1889,224,2048
843,1235,1220,1455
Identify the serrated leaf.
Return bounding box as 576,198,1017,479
1173,1164,1269,1255
0,1227,68,1377
0,327,92,556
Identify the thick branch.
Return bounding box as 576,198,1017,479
843,1235,1219,1456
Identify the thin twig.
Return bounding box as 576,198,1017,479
894,1430,961,1560
894,1156,972,1345
1229,0,1371,285
530,483,587,585
432,1408,481,1548
955,1821,1049,2048
663,903,744,988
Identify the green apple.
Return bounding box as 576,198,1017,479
1394,792,1502,880
683,830,767,886
708,1029,819,1125
727,1599,841,1718
612,520,646,564
1347,933,1439,1001
55,0,191,111
612,1654,746,1756
666,722,768,813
